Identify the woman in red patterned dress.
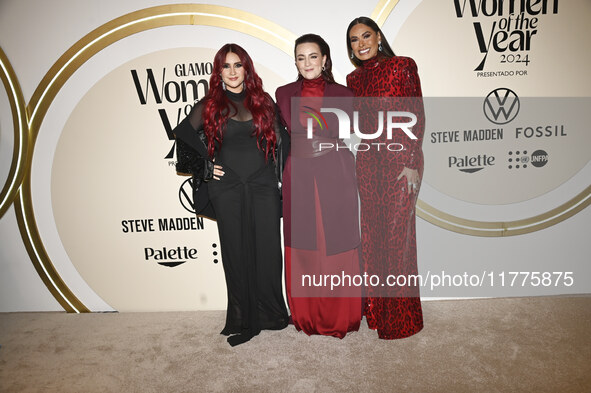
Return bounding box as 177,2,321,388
345,17,425,339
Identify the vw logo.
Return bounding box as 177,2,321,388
179,177,196,214
483,88,520,125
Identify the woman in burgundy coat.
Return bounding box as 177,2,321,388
346,17,425,339
275,34,361,338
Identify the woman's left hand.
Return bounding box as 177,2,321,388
397,167,420,194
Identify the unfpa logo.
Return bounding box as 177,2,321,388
507,150,549,169
483,88,520,125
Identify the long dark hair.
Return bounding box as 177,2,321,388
203,43,276,160
346,16,395,67
294,33,335,83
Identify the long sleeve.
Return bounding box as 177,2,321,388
172,101,213,181
273,102,290,167
398,58,424,170
347,57,425,170
173,101,208,157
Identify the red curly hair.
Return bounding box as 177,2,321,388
203,43,277,160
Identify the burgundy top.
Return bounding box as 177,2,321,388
298,77,325,129
275,79,360,255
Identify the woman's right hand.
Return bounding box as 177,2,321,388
212,158,225,180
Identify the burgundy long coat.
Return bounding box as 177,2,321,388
275,80,360,255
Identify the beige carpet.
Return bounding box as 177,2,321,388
1,296,590,393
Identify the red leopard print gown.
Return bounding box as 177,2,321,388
346,55,424,339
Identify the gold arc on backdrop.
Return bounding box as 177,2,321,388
0,48,83,312
15,4,299,313
1,1,588,312
373,0,590,235
371,0,400,26
0,48,27,218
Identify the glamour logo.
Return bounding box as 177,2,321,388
130,65,211,160
483,88,520,125
131,68,209,105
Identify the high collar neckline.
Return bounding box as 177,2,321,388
361,54,385,69
225,88,246,101
302,76,325,87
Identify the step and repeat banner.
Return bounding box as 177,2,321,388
0,0,589,311
395,0,590,220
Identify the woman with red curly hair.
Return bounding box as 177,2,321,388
174,43,289,346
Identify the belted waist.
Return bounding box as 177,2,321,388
291,134,344,158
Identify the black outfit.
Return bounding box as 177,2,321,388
174,90,289,346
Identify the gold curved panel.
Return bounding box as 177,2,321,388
416,186,591,236
27,4,297,132
18,5,298,312
14,1,590,313
372,1,591,236
14,193,88,312
371,0,401,26
0,47,28,218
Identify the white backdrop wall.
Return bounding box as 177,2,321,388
0,0,589,312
